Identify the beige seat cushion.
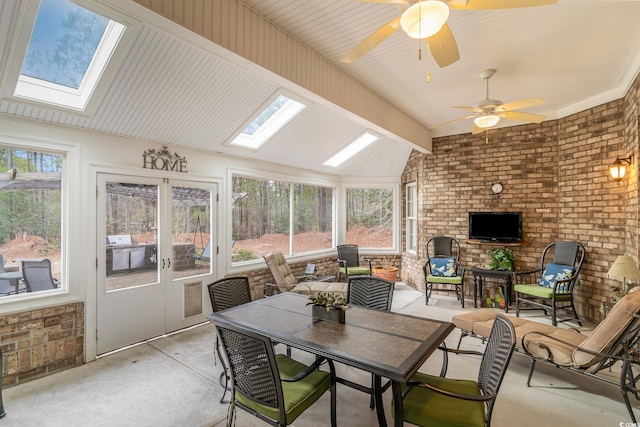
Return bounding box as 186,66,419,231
572,290,640,367
289,281,348,298
452,309,584,355
264,251,297,291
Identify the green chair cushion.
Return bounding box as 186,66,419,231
339,266,371,276
400,372,486,427
235,354,331,425
427,275,463,285
514,284,571,299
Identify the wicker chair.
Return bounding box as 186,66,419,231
337,244,372,282
344,275,395,409
514,241,585,326
424,236,465,307
215,319,337,427
399,314,516,427
207,276,252,403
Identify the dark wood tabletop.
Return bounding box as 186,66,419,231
208,292,454,427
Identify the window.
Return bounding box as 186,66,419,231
0,146,63,297
231,176,334,261
8,0,132,112
230,95,306,149
406,182,417,253
323,131,379,168
346,187,393,249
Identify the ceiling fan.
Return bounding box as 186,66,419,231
431,68,547,134
341,0,558,68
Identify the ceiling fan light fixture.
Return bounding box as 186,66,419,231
474,114,500,128
400,1,449,39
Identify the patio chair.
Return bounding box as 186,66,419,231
514,241,585,326
337,244,372,282
522,290,640,423
424,236,466,307
207,276,252,403
263,251,347,297
21,259,59,293
215,319,337,427
399,313,516,427
344,275,395,409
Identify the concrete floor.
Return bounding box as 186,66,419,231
2,283,633,426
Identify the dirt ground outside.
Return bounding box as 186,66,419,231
0,226,392,277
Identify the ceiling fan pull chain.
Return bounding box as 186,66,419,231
426,39,431,83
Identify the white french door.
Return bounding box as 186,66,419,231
96,173,216,354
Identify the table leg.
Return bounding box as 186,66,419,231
504,276,512,313
473,274,478,308
392,381,403,427
373,375,387,426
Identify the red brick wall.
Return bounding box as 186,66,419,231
401,72,640,323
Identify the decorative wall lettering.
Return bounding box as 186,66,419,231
143,145,188,173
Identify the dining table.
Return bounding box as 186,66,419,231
0,271,23,294
207,292,454,427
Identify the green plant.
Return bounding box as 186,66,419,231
306,292,348,312
488,248,516,271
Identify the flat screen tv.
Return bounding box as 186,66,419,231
468,212,523,243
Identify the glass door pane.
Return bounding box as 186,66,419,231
170,185,212,280
104,182,159,291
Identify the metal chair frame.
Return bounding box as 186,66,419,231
207,276,252,403
337,244,372,282
424,236,466,307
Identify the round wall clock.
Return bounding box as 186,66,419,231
491,182,503,195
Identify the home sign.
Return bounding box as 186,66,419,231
142,145,188,173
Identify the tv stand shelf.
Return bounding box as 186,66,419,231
463,239,526,247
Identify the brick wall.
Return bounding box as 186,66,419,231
401,72,640,323
1,303,84,386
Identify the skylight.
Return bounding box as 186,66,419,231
13,0,126,111
231,95,306,149
323,132,379,168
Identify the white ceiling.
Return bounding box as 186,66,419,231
243,0,640,137
1,0,640,177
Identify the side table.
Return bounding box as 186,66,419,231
469,267,513,312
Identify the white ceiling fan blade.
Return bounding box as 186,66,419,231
429,114,476,129
472,124,490,134
497,97,546,112
498,111,546,123
340,17,401,63
452,105,484,113
427,23,460,68
449,0,557,10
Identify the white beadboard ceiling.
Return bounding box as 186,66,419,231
1,0,640,178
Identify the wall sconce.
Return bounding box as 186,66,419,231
609,156,632,181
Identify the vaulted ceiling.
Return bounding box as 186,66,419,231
1,0,639,178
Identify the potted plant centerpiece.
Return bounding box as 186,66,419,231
307,292,348,324
488,248,516,271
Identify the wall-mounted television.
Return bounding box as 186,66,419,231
468,212,523,243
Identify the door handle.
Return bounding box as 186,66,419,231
167,258,171,269
162,258,165,269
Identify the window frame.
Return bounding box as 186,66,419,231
1,0,140,116
342,182,400,254
405,181,417,254
228,169,337,267
0,136,79,313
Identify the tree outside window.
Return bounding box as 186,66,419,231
231,176,334,261
346,188,393,249
0,146,62,296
